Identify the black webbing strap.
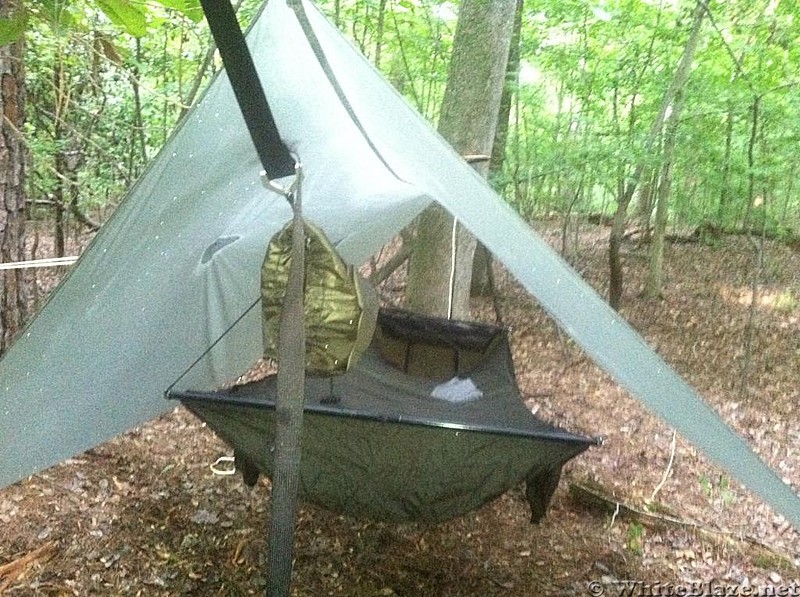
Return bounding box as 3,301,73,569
199,0,295,180
199,4,306,595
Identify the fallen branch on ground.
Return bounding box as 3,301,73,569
569,482,795,568
0,541,58,592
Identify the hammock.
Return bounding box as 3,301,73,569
168,0,593,527
170,308,594,523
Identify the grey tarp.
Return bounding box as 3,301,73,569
1,0,798,529
175,310,592,522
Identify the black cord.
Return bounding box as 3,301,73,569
165,296,262,397
288,0,404,182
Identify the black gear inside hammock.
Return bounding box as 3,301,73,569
169,308,594,523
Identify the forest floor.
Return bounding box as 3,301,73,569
1,221,799,596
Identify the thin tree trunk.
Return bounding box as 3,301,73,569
373,0,387,69
53,163,66,257
131,38,147,169
643,0,706,299
488,0,522,181
742,96,760,230
780,162,795,224
561,174,585,259
0,0,27,353
406,0,516,319
52,56,68,257
162,26,171,145
608,0,705,310
635,169,658,239
643,109,679,299
739,96,761,398
472,0,524,297
717,101,735,224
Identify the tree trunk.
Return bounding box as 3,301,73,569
742,96,760,230
608,0,706,310
717,101,735,224
0,0,27,354
488,0,523,183
635,169,658,240
643,108,679,299
643,3,705,299
738,96,762,399
406,0,516,319
373,0,387,69
53,59,67,258
129,38,147,179
472,0,523,298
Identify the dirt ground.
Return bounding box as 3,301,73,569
1,222,799,595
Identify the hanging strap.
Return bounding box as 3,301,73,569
198,4,307,594
198,0,296,180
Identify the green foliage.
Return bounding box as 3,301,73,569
317,0,455,120
14,0,800,241
95,0,147,37
0,12,28,44
23,0,214,225
93,0,203,35
4,1,204,40
153,0,203,23
699,472,737,507
463,0,800,238
772,290,797,313
626,522,644,556
752,549,797,573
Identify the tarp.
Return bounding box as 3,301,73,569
0,0,798,529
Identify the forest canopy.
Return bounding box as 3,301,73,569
11,0,800,251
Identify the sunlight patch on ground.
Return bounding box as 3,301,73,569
717,285,798,315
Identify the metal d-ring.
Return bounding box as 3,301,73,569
261,161,303,205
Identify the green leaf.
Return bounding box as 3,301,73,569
96,0,148,37
151,0,203,22
0,13,28,45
